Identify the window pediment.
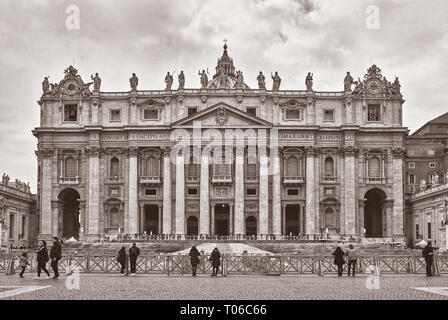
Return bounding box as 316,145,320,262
279,99,307,109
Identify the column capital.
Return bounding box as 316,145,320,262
358,199,365,208
305,146,316,156
392,147,405,158
161,146,172,156
342,146,359,156
126,146,139,157
38,148,53,158
86,146,102,157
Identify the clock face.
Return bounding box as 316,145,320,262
367,79,382,94
63,80,79,95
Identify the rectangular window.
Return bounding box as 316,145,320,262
110,188,119,196
110,110,121,122
187,188,198,195
145,189,157,196
143,109,159,120
64,104,78,122
416,224,419,238
429,162,436,168
408,162,415,169
9,214,14,238
323,109,334,122
21,217,26,237
246,188,257,196
287,189,299,196
187,107,198,117
246,107,257,117
427,150,435,156
285,109,302,120
246,163,257,178
324,187,335,196
409,174,415,184
427,222,431,239
367,104,381,122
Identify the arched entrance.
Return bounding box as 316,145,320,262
285,204,300,235
187,216,198,235
364,189,387,237
245,216,257,236
144,204,159,235
58,188,80,239
214,204,229,235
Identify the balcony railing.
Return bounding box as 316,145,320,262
139,176,161,184
211,175,233,184
106,176,123,183
412,182,448,199
59,177,79,184
245,176,258,182
283,176,305,185
365,177,387,184
321,176,337,183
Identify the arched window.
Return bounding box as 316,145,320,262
65,157,77,177
325,208,336,228
287,156,299,176
110,207,120,228
146,156,159,176
324,157,334,177
110,157,120,177
368,157,380,177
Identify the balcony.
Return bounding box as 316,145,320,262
59,177,79,185
211,175,233,185
106,176,123,184
321,176,337,184
283,176,304,185
139,176,161,184
365,177,388,184
245,176,258,183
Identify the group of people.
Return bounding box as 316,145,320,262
189,246,221,277
117,243,141,276
18,237,62,279
331,244,360,277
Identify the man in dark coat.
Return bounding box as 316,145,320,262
422,241,434,277
34,240,50,279
129,243,140,276
50,237,62,279
189,246,200,276
210,247,221,277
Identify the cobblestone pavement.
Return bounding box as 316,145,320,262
0,273,447,300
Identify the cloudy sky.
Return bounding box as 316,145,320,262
0,0,447,192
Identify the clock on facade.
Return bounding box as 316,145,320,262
366,79,382,94
63,80,79,95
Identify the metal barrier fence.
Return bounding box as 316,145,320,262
1,253,447,275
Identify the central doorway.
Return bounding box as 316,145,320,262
215,204,230,235
285,204,300,235
144,204,159,235
364,189,386,238
58,188,80,239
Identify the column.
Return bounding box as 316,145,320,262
139,205,144,233
199,148,210,235
175,149,185,234
128,147,138,234
158,205,162,235
358,200,365,236
259,147,269,236
129,98,137,124
91,99,100,125
229,205,234,235
87,146,100,236
272,148,282,236
162,148,172,234
39,148,53,241
282,205,286,235
78,200,86,240
301,203,306,235
344,97,353,124
305,147,315,234
392,148,405,237
210,205,215,235
234,147,245,235
343,146,357,235
385,200,394,237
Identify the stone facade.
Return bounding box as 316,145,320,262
34,45,407,242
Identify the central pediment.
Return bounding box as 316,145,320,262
172,103,272,128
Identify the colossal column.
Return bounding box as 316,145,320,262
38,148,53,241
87,146,101,236
199,147,210,235
305,146,315,235
258,147,269,236
91,98,100,125
162,147,172,234
272,148,282,236
127,146,138,234
343,146,357,235
234,146,245,235
175,149,185,235
392,148,405,237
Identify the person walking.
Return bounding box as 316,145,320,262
422,241,434,277
332,246,345,277
129,243,140,276
50,237,62,279
117,246,126,276
210,247,221,276
346,244,359,277
34,240,50,279
189,246,200,276
19,252,29,278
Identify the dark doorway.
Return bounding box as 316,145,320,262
245,216,257,236
187,216,198,235
144,204,159,235
285,204,300,235
364,189,386,237
58,188,80,239
215,204,230,235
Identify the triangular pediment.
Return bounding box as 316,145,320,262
137,98,165,107
172,103,272,128
279,99,307,109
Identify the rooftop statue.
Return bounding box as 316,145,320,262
42,76,49,94
198,69,208,88
305,72,313,91
91,73,101,91
271,71,281,91
344,72,353,92
130,73,138,91
257,71,266,90
178,71,185,90
165,72,173,91
234,70,244,88
393,76,401,94
420,179,426,191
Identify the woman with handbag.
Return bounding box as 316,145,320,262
332,246,345,277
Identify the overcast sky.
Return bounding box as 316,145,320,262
1,0,447,193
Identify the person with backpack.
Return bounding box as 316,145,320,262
117,246,126,276
34,240,50,279
19,252,29,278
50,237,62,279
189,246,200,276
129,243,140,276
210,247,221,277
332,246,345,276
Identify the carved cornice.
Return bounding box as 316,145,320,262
86,146,102,157
126,146,139,157
343,146,359,156
392,147,405,158
38,148,53,158
161,146,172,156
305,146,316,156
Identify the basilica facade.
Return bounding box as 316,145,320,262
34,45,407,242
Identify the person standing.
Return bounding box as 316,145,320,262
117,247,126,276
332,247,345,277
129,243,140,276
50,237,62,279
34,241,50,279
210,247,221,277
19,252,29,278
422,241,434,277
346,244,359,277
189,246,200,276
